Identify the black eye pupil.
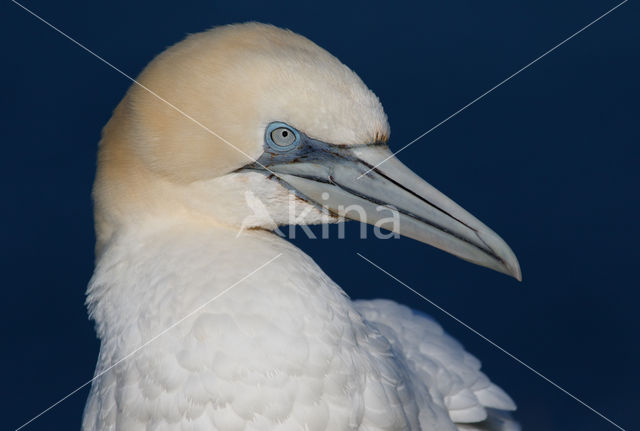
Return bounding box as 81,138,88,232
282,131,288,137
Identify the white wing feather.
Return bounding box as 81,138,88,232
353,299,518,430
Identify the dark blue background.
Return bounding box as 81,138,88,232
2,1,638,430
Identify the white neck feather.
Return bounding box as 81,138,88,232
86,219,355,359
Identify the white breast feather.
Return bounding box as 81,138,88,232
82,226,516,431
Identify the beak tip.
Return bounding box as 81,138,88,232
500,247,522,282
511,265,523,282
475,229,522,282
503,251,522,282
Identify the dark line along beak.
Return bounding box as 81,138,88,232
245,143,521,280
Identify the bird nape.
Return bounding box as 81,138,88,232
84,22,521,431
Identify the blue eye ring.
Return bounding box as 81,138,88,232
265,122,301,151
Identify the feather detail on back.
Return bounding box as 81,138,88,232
353,299,518,430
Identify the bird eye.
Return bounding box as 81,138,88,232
265,122,300,151
271,127,296,147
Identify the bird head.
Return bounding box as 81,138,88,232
93,22,521,280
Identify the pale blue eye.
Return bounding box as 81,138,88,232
265,122,300,151
272,127,295,146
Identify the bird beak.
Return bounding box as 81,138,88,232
248,143,521,280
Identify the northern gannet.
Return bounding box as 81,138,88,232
83,23,521,431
